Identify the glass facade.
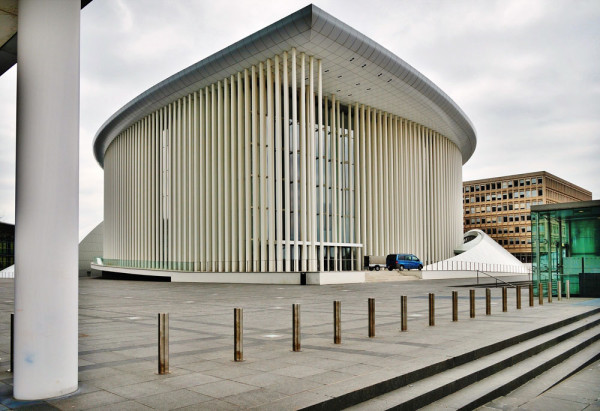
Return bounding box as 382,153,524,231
531,201,600,297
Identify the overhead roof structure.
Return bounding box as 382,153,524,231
94,4,477,167
0,0,92,76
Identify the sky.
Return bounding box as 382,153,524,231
0,0,599,239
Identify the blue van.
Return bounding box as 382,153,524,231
386,254,423,271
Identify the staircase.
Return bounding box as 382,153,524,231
302,308,600,410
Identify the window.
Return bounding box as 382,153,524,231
538,177,543,184
465,186,470,192
538,189,543,196
526,179,530,185
514,192,520,199
486,184,490,190
486,195,491,201
503,182,508,188
508,204,513,210
531,178,537,184
519,179,524,186
482,218,486,223
475,185,480,192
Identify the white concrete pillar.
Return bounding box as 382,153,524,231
14,0,80,400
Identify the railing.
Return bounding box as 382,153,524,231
423,259,529,274
476,270,518,288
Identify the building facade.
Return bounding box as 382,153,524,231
0,222,14,271
93,5,476,280
463,171,592,263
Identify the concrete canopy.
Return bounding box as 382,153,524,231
93,4,477,167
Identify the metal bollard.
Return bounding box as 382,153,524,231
547,281,552,303
516,286,522,309
566,280,570,299
529,283,534,307
538,283,543,305
368,298,375,338
470,289,475,318
234,308,243,362
429,293,435,326
401,296,407,331
452,291,458,322
10,313,14,373
292,304,301,352
557,281,562,301
158,313,169,374
486,288,491,315
502,287,507,312
334,301,341,344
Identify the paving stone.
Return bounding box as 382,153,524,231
187,380,256,398
47,390,125,410
221,388,287,408
136,388,212,409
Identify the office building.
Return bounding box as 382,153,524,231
463,171,592,263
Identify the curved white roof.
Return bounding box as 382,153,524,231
94,4,477,167
426,229,528,274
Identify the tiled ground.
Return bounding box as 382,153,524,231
0,274,597,410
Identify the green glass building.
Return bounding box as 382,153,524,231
532,200,600,297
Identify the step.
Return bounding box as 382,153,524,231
479,341,600,410
302,308,600,410
423,333,600,410
342,313,600,410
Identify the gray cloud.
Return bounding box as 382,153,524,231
0,0,598,236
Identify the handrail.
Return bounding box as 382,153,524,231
476,270,517,288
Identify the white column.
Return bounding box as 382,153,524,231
14,0,79,400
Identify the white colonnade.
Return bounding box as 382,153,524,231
103,48,463,274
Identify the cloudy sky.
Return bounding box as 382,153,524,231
0,0,598,239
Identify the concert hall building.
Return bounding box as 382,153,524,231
92,4,477,283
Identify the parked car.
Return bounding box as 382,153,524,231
386,254,423,271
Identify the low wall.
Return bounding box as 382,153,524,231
91,263,365,285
